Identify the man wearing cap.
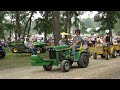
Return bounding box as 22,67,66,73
70,29,83,58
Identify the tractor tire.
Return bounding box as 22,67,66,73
12,47,18,53
42,47,46,53
119,51,120,56
78,53,89,68
36,47,42,54
60,60,71,72
105,52,109,60
43,64,52,71
112,49,117,58
0,51,6,59
93,53,97,59
101,54,105,58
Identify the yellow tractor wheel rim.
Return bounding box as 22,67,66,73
37,50,41,54
13,48,17,52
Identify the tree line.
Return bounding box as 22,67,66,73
0,11,120,45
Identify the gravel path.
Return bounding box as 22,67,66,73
0,56,120,79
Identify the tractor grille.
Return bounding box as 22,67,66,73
48,48,56,59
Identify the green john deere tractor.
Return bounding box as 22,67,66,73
30,44,92,72
10,41,46,54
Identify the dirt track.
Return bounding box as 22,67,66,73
0,56,120,79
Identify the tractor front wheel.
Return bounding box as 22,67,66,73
78,53,89,68
70,61,73,65
93,53,97,59
43,64,52,71
60,60,71,72
105,52,109,60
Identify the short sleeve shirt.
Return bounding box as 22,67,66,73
73,35,83,45
59,40,66,46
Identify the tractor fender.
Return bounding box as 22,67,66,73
80,50,91,58
80,50,89,55
110,47,116,54
74,50,89,60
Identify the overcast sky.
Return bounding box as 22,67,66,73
80,11,98,19
33,11,98,20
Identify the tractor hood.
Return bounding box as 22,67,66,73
47,45,70,51
10,41,24,45
34,41,46,46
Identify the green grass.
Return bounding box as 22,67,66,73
0,48,48,70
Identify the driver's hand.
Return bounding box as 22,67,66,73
69,45,73,49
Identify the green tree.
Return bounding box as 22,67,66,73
34,11,52,42
114,18,120,36
0,11,7,39
94,11,120,36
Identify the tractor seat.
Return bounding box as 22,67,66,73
76,44,88,50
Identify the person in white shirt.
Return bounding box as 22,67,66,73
59,35,66,46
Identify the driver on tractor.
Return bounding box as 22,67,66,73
103,32,112,54
69,29,84,59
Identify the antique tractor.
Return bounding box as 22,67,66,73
30,44,92,72
93,43,120,60
10,41,46,54
0,45,6,59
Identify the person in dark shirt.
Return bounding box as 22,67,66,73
105,33,112,53
105,33,111,43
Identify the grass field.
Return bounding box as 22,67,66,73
0,47,95,70
0,48,48,70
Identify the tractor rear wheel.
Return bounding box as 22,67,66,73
0,51,6,59
119,51,120,56
78,53,89,68
60,60,71,72
42,47,46,53
112,49,117,58
43,64,52,71
12,47,18,53
36,47,42,54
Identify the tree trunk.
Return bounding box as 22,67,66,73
23,11,34,38
108,23,112,43
52,11,61,46
27,18,32,34
44,11,48,43
15,11,20,41
9,13,14,42
65,11,72,34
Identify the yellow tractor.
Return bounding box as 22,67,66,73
93,42,120,60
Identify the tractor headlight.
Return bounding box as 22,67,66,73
47,48,50,51
52,48,55,51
